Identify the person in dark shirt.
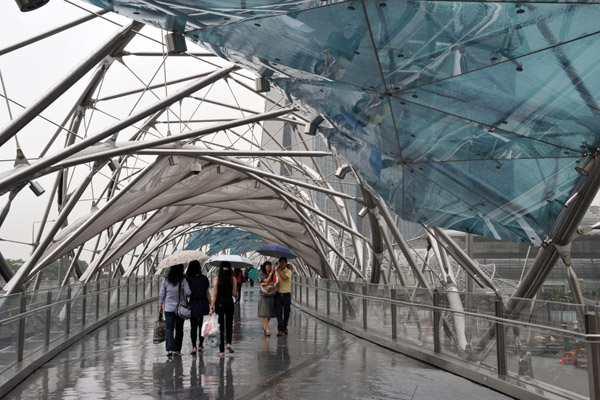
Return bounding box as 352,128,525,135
186,260,211,354
210,262,238,356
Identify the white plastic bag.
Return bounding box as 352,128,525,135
201,314,220,337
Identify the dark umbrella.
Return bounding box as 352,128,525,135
256,244,297,259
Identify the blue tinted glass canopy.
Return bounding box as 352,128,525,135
86,0,600,246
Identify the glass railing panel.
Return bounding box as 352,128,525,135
0,294,24,321
504,322,589,398
0,321,19,371
364,284,390,335
23,312,46,359
48,301,67,344
395,302,433,348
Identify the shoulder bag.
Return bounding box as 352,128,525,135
175,280,191,319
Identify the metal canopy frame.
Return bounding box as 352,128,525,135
0,0,596,332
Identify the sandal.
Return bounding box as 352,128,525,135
191,348,197,355
265,330,271,336
198,346,204,352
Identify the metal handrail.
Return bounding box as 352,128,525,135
294,277,600,400
0,279,149,327
298,281,596,340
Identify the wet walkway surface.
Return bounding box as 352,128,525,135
5,287,511,399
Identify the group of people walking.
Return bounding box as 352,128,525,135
158,256,292,357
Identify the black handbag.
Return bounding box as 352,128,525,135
153,313,166,344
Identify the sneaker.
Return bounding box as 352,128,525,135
284,329,288,335
226,344,235,353
166,351,173,357
174,351,181,356
219,352,225,357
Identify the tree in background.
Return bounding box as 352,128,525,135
6,259,89,282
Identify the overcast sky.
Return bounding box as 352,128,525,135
0,0,264,261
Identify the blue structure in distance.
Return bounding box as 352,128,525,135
186,228,264,256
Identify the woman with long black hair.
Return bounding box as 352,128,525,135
186,260,211,354
257,261,276,336
209,262,237,356
159,264,191,356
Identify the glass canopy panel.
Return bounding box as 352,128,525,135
186,228,264,255
398,32,600,153
321,127,402,211
408,158,580,244
191,1,385,90
365,1,600,91
85,0,349,31
387,97,575,163
275,80,401,158
401,169,529,244
72,0,600,247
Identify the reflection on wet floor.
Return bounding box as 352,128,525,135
5,288,511,399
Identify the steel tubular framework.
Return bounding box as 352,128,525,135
1,2,600,384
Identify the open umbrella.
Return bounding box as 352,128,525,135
256,244,297,259
205,254,254,269
156,249,208,270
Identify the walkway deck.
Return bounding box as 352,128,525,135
5,287,511,399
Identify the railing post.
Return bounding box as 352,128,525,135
342,289,347,322
17,292,26,362
96,281,100,319
142,275,146,300
107,280,111,313
299,277,303,305
150,276,153,298
362,285,368,330
495,297,507,376
315,282,318,311
117,279,121,309
135,276,139,303
126,277,130,306
433,290,440,353
65,286,72,335
326,280,330,316
306,278,309,307
585,311,600,400
45,291,52,346
391,288,397,340
81,285,87,326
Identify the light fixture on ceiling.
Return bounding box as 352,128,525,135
191,160,202,175
168,156,178,166
15,0,49,12
108,158,120,171
165,32,187,54
304,114,324,136
28,181,45,197
216,165,222,174
254,181,260,189
254,76,270,93
281,202,288,210
358,206,369,218
335,163,352,180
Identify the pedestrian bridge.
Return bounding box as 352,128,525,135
0,278,595,400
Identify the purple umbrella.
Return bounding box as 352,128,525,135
256,244,297,259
